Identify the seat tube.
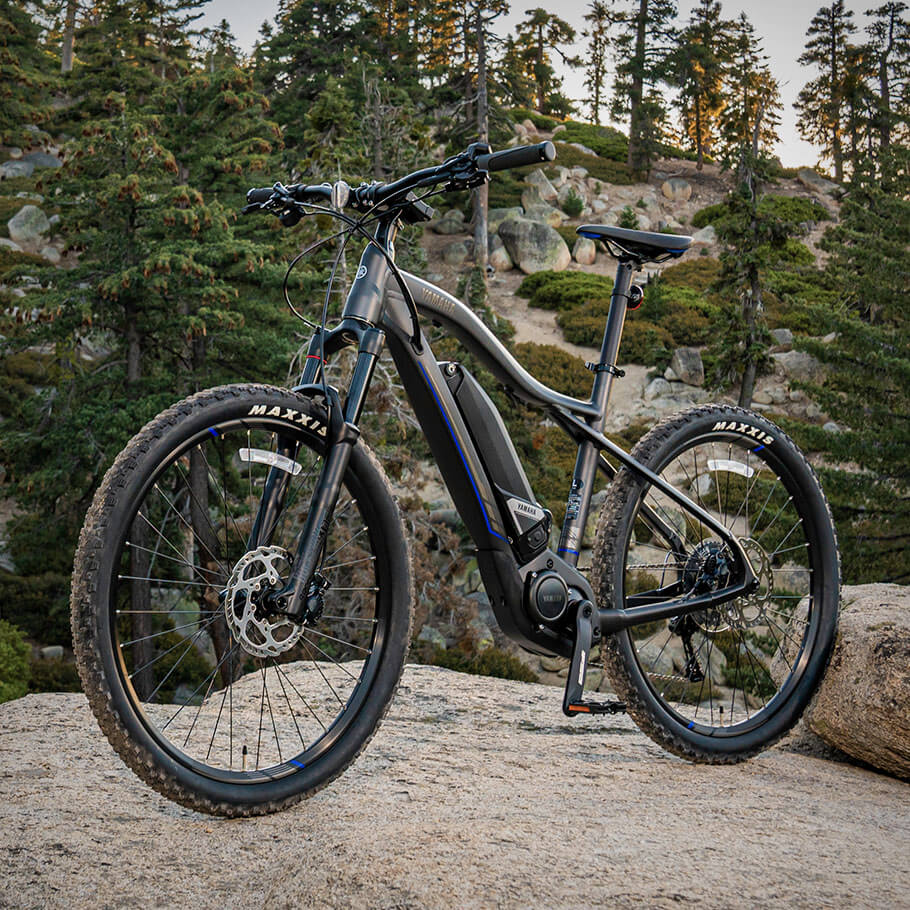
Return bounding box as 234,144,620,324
557,261,635,565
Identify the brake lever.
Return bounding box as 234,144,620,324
279,208,303,227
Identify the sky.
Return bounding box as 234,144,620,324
202,0,879,168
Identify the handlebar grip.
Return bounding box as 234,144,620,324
291,184,332,203
477,141,556,172
246,187,274,204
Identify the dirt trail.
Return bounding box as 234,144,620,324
2,668,907,909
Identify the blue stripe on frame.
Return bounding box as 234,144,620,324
418,361,507,542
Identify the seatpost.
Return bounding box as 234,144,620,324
591,260,635,423
557,259,637,564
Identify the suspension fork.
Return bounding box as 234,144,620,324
249,326,385,621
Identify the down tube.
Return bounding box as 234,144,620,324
381,327,569,656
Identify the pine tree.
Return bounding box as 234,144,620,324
610,0,678,177
466,0,508,280
669,0,731,170
1,0,295,674
717,13,781,163
797,145,910,582
840,41,878,173
414,0,462,96
865,2,910,149
709,134,801,407
201,18,242,73
253,0,365,153
498,33,537,110
0,0,57,147
795,1,857,182
513,8,581,116
583,1,611,125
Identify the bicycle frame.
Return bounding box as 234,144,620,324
263,219,758,660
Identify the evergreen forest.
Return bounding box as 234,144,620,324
0,0,907,699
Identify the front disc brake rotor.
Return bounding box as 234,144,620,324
223,545,305,657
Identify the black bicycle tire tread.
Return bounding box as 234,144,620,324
71,383,413,817
592,404,839,764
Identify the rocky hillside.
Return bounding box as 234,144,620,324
1,656,908,909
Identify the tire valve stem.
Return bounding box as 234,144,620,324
242,745,248,772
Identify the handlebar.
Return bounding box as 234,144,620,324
244,141,558,222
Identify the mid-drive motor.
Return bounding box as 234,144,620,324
527,570,570,624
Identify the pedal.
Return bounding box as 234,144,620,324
562,601,626,717
565,701,626,715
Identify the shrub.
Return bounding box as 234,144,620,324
561,187,584,217
660,257,722,291
692,195,829,231
662,302,712,346
691,202,729,229
510,108,559,131
0,571,72,645
516,269,560,298
0,246,45,277
427,645,539,682
618,320,675,367
547,142,634,185
487,171,526,209
558,121,629,161
0,196,26,223
526,424,584,525
618,205,640,230
765,268,837,309
2,350,52,383
555,224,580,248
557,307,608,346
0,373,31,416
518,270,614,311
758,194,829,224
513,342,592,398
0,619,30,703
28,656,81,693
769,239,815,267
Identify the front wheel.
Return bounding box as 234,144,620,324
71,384,412,816
593,405,839,762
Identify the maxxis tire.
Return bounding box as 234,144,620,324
592,404,839,762
71,383,413,816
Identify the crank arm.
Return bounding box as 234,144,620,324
564,601,626,716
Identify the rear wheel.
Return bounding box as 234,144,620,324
71,384,412,816
593,405,839,761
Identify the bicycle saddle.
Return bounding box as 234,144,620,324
576,224,692,263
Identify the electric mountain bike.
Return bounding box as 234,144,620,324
71,141,840,816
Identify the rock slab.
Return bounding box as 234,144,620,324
669,346,705,386
499,217,570,274
1,670,909,909
7,205,49,244
806,584,910,780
